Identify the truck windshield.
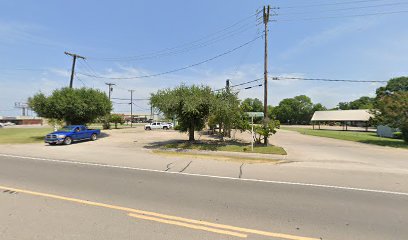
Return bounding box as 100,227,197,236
59,126,76,132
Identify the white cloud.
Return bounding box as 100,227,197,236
0,21,64,48
281,19,378,59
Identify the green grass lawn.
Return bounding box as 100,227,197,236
281,127,408,149
164,141,287,155
0,128,52,144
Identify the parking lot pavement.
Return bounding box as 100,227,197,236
0,126,407,193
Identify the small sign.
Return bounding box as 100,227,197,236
246,112,264,117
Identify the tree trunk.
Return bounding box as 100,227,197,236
188,122,195,141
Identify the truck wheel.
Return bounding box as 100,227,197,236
63,137,72,145
90,134,97,141
163,126,168,130
145,127,151,131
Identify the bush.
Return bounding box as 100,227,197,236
393,132,403,139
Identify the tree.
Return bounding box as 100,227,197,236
210,89,241,139
240,98,263,112
312,103,327,112
273,95,311,124
376,77,408,98
110,114,125,129
28,87,112,125
253,119,280,144
240,98,264,124
338,96,375,110
374,77,408,142
150,84,213,141
272,95,326,125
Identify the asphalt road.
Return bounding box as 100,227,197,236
1,155,407,240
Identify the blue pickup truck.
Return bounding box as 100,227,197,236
45,125,101,145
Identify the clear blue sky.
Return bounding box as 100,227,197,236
1,0,408,115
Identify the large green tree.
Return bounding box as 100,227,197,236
150,84,213,141
338,96,375,110
374,77,408,142
28,87,112,125
273,95,324,125
376,77,408,97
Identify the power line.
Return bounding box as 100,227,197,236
90,23,258,62
279,0,389,9
278,2,408,15
277,9,408,22
86,12,260,61
214,77,263,92
232,78,263,88
236,84,263,91
74,73,87,87
270,76,388,83
78,35,262,80
111,97,149,101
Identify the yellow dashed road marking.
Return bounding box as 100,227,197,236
0,185,319,240
128,213,247,238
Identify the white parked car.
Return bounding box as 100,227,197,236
0,123,4,128
144,122,172,130
3,122,15,126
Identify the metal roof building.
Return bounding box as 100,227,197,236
311,109,373,131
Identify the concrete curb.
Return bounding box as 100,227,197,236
155,148,288,161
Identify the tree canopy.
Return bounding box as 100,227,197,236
272,95,325,125
374,77,408,142
240,98,263,113
376,76,408,98
338,96,375,110
209,89,243,138
28,87,112,125
150,84,213,141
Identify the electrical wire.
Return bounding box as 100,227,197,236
276,9,408,21
91,23,258,62
236,84,263,91
111,97,149,101
214,77,263,92
231,78,263,88
279,0,389,9
86,12,260,61
271,76,388,83
278,2,408,15
78,35,262,80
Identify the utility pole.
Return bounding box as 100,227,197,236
105,83,116,100
263,5,270,145
129,90,135,128
226,79,230,93
64,52,85,88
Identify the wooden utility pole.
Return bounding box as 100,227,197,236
64,52,85,88
226,79,230,93
105,83,116,100
263,5,270,145
129,90,135,128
